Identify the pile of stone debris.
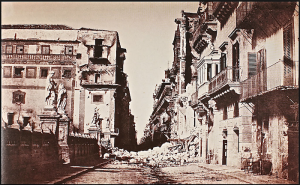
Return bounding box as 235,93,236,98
107,136,200,168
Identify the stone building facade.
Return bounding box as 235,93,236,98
1,24,137,151
145,2,298,182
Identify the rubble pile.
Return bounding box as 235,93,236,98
107,135,200,168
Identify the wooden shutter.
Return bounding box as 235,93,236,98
248,52,257,77
283,23,293,85
257,49,267,91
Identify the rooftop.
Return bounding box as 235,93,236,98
1,24,74,30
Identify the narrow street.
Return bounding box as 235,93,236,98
62,160,296,184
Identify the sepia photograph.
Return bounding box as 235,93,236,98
1,1,299,184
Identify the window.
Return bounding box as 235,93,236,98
40,67,49,78
26,67,37,78
95,73,100,83
248,52,257,77
14,67,24,78
234,102,239,117
81,72,88,80
6,45,13,54
94,39,103,58
220,53,226,71
41,45,50,54
207,64,212,80
16,45,24,54
3,66,12,78
76,53,82,59
65,46,73,55
62,69,72,78
51,67,61,79
223,106,228,120
92,94,103,103
12,90,26,104
215,64,219,75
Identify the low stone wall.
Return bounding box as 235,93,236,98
1,127,101,183
1,127,60,183
68,135,99,164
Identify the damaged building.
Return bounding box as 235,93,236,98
142,1,299,182
1,24,137,151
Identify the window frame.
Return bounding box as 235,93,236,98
3,66,12,78
51,67,61,79
94,39,103,58
16,45,24,54
26,66,37,78
41,45,50,55
65,46,73,55
40,67,49,78
62,67,72,78
92,94,104,104
12,90,26,104
6,45,13,54
13,66,24,78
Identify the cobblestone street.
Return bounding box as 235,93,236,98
63,161,297,184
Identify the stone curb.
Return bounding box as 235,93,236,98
47,159,113,184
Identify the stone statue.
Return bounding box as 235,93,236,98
45,71,57,107
57,83,67,115
91,108,101,127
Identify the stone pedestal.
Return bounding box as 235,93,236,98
58,115,70,164
89,124,102,157
38,113,61,134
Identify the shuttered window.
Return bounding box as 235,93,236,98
257,49,267,91
283,23,293,85
248,52,257,77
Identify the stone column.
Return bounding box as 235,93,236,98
58,116,70,164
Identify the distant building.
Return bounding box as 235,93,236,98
1,24,137,150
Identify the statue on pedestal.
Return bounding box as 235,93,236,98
91,108,102,127
57,83,67,115
45,71,57,108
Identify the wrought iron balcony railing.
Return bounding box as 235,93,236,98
241,59,298,101
208,67,240,94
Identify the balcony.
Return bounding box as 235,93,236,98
208,67,240,95
197,82,209,101
152,85,172,115
236,2,296,35
240,60,298,102
212,2,239,24
2,53,76,62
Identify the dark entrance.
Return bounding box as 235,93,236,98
222,140,227,165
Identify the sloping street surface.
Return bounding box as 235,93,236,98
62,160,297,184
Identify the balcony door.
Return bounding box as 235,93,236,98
232,42,239,82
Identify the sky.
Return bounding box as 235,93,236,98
1,1,199,143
